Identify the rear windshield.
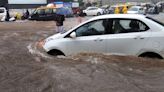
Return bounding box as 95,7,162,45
146,17,164,27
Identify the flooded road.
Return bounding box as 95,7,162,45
0,15,164,92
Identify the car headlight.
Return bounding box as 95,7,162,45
46,38,54,42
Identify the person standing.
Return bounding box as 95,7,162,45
5,9,10,21
76,9,83,24
154,5,159,14
114,7,120,14
25,9,29,19
122,5,127,14
54,14,65,33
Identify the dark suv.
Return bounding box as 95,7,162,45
29,7,73,21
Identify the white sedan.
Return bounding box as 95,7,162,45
83,7,104,16
127,6,145,14
43,14,164,59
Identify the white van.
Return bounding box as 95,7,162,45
0,7,7,21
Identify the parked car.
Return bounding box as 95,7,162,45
83,7,104,16
0,7,15,22
147,7,156,14
156,1,164,12
101,5,110,14
127,6,145,14
43,14,164,59
29,6,73,21
0,7,7,21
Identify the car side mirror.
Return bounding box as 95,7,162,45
70,32,76,38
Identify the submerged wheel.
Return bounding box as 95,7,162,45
97,12,101,16
139,52,163,59
47,49,65,56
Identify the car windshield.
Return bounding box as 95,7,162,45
146,17,164,27
129,7,138,11
109,7,115,10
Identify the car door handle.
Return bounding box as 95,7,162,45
99,39,103,41
140,37,144,39
134,37,138,39
134,36,144,40
94,38,103,41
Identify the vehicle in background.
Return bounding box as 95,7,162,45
156,1,164,12
0,7,15,22
0,7,7,21
108,6,115,14
147,7,156,14
83,7,104,16
127,6,145,14
29,6,73,21
101,5,110,14
43,14,164,59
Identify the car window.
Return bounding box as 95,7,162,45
0,9,4,13
139,8,143,10
112,19,149,34
37,9,45,15
89,8,97,10
129,7,138,11
53,9,56,13
75,20,106,37
45,9,53,14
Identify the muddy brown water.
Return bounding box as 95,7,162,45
0,17,164,92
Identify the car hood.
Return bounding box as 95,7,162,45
45,33,63,42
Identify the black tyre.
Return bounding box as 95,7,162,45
139,52,163,59
83,13,87,16
97,12,101,16
47,50,65,56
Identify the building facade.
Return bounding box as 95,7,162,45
87,0,163,5
0,0,55,9
102,0,163,5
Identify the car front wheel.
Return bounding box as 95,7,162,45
97,12,101,16
47,49,65,56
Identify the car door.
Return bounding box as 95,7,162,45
62,19,108,55
91,8,99,15
139,8,144,14
44,8,53,20
36,9,46,20
86,8,93,15
106,19,151,56
87,7,97,15
0,8,6,19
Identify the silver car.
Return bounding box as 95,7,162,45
43,14,164,59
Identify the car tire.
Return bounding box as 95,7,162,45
139,52,163,59
97,12,101,16
47,49,65,56
83,13,87,16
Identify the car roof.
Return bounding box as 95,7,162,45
90,14,146,21
87,7,98,8
37,6,57,10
